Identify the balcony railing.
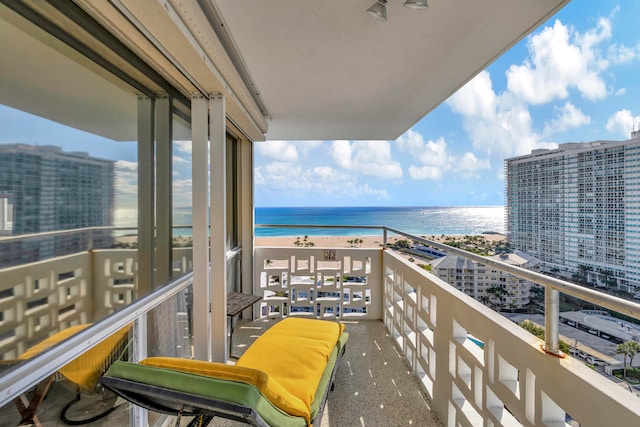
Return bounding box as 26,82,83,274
0,225,640,426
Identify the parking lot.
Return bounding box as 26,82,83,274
503,312,624,366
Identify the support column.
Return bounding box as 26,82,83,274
240,139,255,311
210,93,227,362
137,95,154,296
544,288,560,355
133,94,153,427
155,93,173,285
192,94,211,361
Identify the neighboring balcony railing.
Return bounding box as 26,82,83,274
0,227,193,360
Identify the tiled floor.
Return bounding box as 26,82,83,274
0,320,442,426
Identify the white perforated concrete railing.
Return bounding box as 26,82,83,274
253,247,382,320
382,250,640,427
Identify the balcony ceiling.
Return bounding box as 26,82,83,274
214,0,570,141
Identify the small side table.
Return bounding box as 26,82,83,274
227,292,262,358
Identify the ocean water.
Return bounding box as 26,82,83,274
173,206,504,237
167,206,504,237
255,206,504,237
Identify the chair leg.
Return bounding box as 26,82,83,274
60,391,121,425
13,375,55,426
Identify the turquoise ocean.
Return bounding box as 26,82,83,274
172,206,505,237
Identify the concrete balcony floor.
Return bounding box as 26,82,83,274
0,320,442,426
225,318,443,427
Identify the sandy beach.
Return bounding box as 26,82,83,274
115,233,505,248
255,233,505,248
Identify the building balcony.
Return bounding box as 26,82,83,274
1,227,640,426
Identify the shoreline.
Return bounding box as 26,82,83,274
115,233,506,248
254,233,505,248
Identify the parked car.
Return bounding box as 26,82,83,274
579,351,587,358
586,356,606,366
567,321,576,327
588,329,599,335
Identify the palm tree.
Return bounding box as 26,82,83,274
616,341,640,378
629,341,640,368
486,285,511,310
478,296,491,306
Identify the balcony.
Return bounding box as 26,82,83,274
1,226,640,426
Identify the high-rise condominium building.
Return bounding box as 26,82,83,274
0,144,115,266
506,132,640,293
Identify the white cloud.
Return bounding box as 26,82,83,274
330,140,402,179
506,19,609,104
455,153,491,179
543,102,591,136
606,109,640,138
115,162,138,210
446,71,496,120
175,140,192,154
173,179,192,206
446,15,625,160
397,129,490,180
298,140,323,156
254,167,265,185
608,42,640,64
615,88,626,96
330,140,352,170
256,140,299,162
448,72,553,158
255,162,389,201
173,155,189,164
408,165,442,180
397,131,449,166
116,160,137,172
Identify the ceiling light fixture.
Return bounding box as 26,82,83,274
367,0,388,22
403,0,429,10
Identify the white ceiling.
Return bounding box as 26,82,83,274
215,0,569,141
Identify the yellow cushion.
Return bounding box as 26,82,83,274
18,324,90,360
141,357,309,421
236,318,345,420
19,324,130,391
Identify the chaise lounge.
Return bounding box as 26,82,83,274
100,317,349,426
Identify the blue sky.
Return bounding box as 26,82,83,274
2,1,640,218
254,1,640,207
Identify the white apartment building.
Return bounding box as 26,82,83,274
506,134,640,292
431,251,541,309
